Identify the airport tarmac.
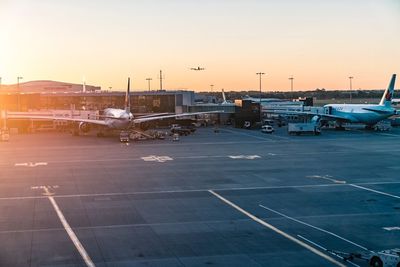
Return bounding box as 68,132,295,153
0,126,400,267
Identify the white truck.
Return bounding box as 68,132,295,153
288,116,321,135
374,120,392,131
367,249,400,267
336,248,400,267
119,131,130,142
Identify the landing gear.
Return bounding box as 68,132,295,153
334,122,345,131
365,125,375,130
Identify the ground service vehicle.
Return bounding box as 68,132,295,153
1,129,10,141
374,120,392,131
261,125,274,133
332,248,400,267
172,133,180,141
288,116,321,135
170,124,192,136
288,122,321,135
119,131,130,142
368,249,400,267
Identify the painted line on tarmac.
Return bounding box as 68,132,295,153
0,183,346,201
0,218,256,235
14,162,48,167
287,211,399,221
43,187,95,267
374,132,400,137
350,184,400,200
307,175,346,184
208,190,346,267
7,148,400,166
221,128,281,141
259,204,368,251
9,154,264,166
297,235,361,267
2,180,400,201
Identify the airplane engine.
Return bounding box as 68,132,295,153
79,122,91,133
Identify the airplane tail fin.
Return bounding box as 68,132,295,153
222,89,227,104
125,77,131,112
82,76,86,93
379,74,396,107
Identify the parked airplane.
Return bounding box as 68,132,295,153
190,66,205,71
7,78,222,135
273,74,397,129
195,89,234,106
242,95,299,106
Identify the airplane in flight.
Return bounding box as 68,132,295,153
272,74,398,129
190,66,205,71
7,77,222,135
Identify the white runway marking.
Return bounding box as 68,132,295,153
350,184,400,200
221,128,283,141
307,175,346,184
375,132,400,137
1,180,399,202
0,182,346,201
141,155,173,162
15,162,48,167
229,155,261,160
259,204,368,251
224,128,292,140
383,226,400,231
208,190,346,267
42,187,95,267
31,185,59,190
297,235,361,267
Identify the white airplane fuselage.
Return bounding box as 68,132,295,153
325,104,396,125
103,108,133,129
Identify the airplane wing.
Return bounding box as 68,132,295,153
135,113,173,118
7,114,109,126
362,107,395,114
133,111,223,124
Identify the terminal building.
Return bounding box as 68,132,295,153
1,80,312,131
0,80,234,131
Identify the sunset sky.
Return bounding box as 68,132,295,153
0,0,399,91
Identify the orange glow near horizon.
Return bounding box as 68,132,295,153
0,1,399,92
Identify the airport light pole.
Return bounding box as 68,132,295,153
17,76,23,111
146,78,152,92
348,76,354,103
159,70,164,90
17,76,23,88
289,76,294,92
256,72,265,123
0,77,2,125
